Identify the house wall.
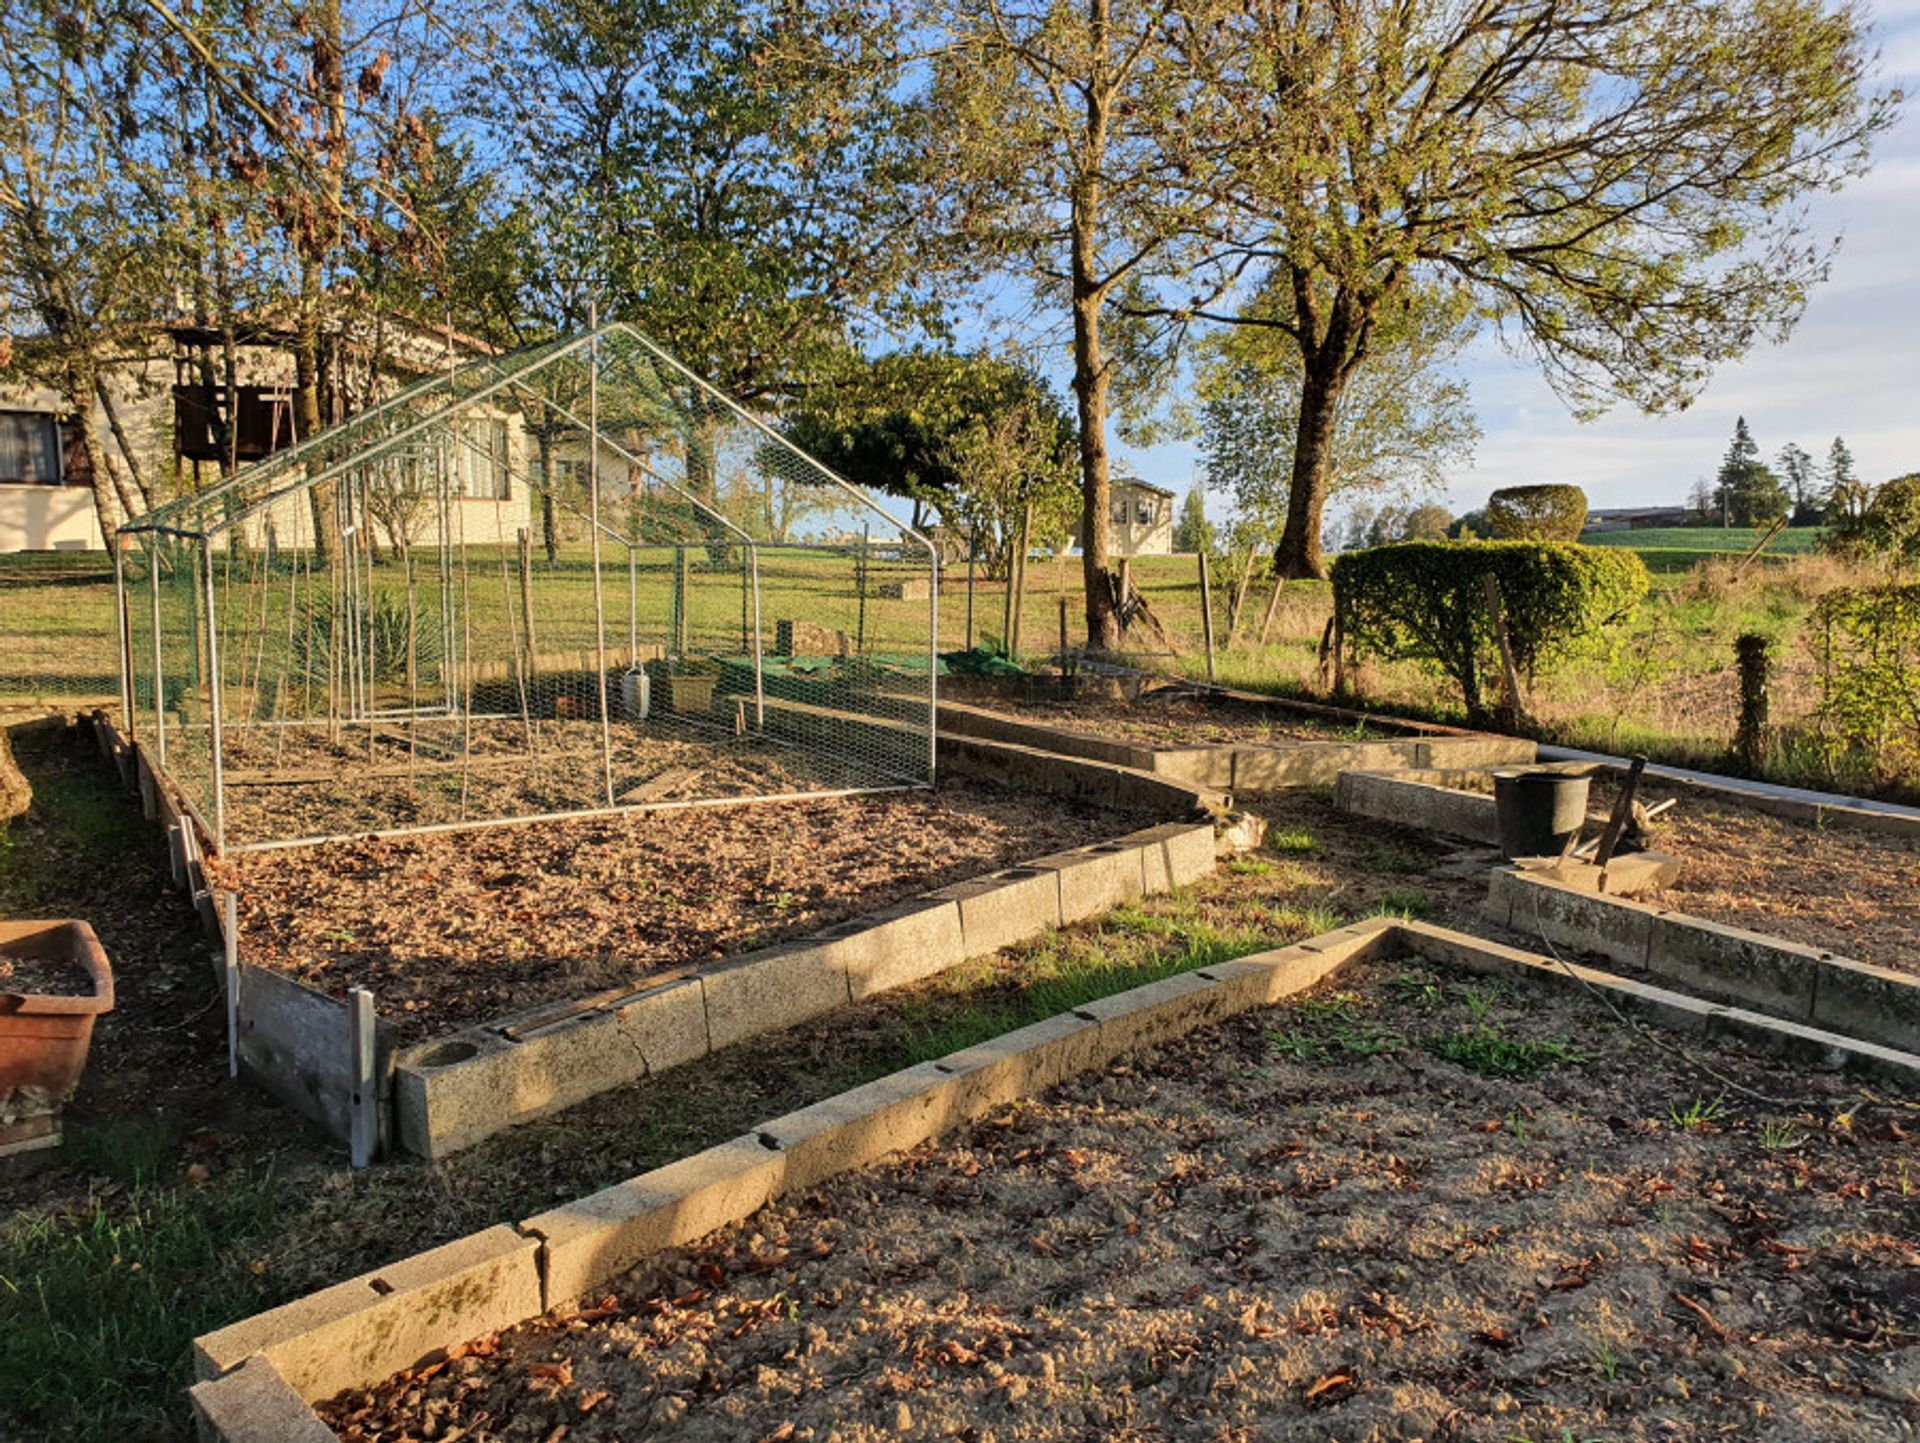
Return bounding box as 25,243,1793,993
1110,485,1175,558
0,484,105,550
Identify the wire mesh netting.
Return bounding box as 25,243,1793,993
115,325,939,852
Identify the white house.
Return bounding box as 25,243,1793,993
0,312,533,553
1077,476,1175,557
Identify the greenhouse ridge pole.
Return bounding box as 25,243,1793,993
587,304,615,806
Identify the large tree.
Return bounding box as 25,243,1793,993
1716,416,1789,527
513,0,936,509
781,349,1077,569
1197,279,1478,549
1161,0,1896,577
927,0,1228,648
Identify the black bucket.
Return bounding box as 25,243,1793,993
1491,769,1591,859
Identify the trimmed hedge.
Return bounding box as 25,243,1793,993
1486,484,1588,541
1331,540,1649,721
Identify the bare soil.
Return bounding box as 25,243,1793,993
1623,783,1920,975
208,783,1132,1040
0,953,90,996
320,950,1920,1443
214,716,903,846
993,688,1380,749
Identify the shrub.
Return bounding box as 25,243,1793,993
1485,484,1588,541
1331,540,1649,722
1813,583,1920,786
1823,473,1920,568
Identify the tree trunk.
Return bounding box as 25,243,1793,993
536,428,559,563
1273,359,1345,580
1069,3,1120,652
64,352,119,544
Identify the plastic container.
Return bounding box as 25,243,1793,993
1491,769,1591,860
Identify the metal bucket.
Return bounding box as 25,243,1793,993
1492,769,1591,860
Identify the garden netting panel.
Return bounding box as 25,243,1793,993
117,325,938,852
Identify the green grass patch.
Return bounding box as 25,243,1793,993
0,1167,291,1441
1424,1027,1586,1078
1266,827,1317,855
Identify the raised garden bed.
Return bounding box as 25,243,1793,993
1615,782,1920,976
209,784,1128,1043
196,921,1918,1443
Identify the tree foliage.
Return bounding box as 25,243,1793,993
1815,583,1920,786
1155,0,1896,578
1197,279,1477,551
1175,489,1214,555
1332,541,1649,721
1485,486,1589,542
1825,474,1920,569
1714,417,1789,527
782,350,1076,575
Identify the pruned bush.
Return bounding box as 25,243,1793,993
1814,583,1920,786
1332,540,1649,722
1485,484,1588,541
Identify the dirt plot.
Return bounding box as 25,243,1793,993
1619,783,1920,975
322,952,1920,1443
211,716,906,845
992,687,1374,748
209,784,1131,1040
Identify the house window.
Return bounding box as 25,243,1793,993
454,419,511,499
174,386,298,463
1111,498,1128,527
551,457,588,492
1136,497,1156,526
0,411,62,485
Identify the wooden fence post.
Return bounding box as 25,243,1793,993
1197,551,1217,685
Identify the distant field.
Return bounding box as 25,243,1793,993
1578,526,1824,576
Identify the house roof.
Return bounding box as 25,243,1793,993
1112,476,1175,498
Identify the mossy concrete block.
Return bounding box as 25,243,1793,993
927,866,1062,959
701,941,850,1052
189,1356,337,1443
1810,956,1920,1054
1646,913,1818,1021
1493,869,1654,968
821,897,965,1000
1125,821,1215,892
193,1226,540,1403
394,977,710,1159
525,1135,785,1310
1032,843,1145,923
758,1061,965,1191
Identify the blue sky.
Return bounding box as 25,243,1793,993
1118,1,1920,522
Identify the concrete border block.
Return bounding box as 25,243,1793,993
524,1134,786,1311
1418,736,1538,769
701,941,850,1052
1032,842,1146,923
926,867,1063,958
1647,912,1819,1022
189,1356,337,1443
394,977,710,1160
1147,747,1236,789
194,1225,540,1403
1200,917,1400,1008
1493,868,1655,968
1810,956,1920,1054
757,1061,965,1191
937,1011,1107,1102
1336,769,1501,845
819,897,965,1001
1074,971,1230,1055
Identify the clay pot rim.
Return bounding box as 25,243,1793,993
0,920,114,1017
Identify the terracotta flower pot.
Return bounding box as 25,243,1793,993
0,920,114,1158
